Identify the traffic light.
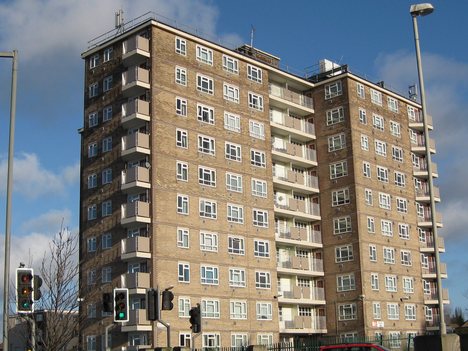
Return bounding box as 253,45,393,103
161,289,174,311
113,288,129,322
189,304,201,333
102,292,112,313
16,268,34,313
33,275,42,300
147,288,159,321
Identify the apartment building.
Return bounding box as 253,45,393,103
79,13,447,350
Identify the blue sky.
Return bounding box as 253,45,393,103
0,0,467,320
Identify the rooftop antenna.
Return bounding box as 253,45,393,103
250,25,255,48
409,84,418,101
115,9,124,33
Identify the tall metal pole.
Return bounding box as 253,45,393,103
1,49,18,351
411,14,446,335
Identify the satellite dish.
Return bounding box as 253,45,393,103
145,162,151,169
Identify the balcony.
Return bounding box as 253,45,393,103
122,36,150,66
272,167,319,194
277,256,324,276
409,112,433,131
422,262,448,279
417,211,443,228
278,286,325,304
275,228,322,248
121,201,151,226
274,197,321,221
121,99,150,129
415,185,441,202
411,137,436,154
121,236,151,260
424,288,450,304
270,110,316,141
121,166,151,193
122,67,150,97
122,309,152,332
413,161,438,178
269,83,314,115
420,236,445,253
279,315,327,334
271,142,317,167
123,272,150,293
121,132,150,159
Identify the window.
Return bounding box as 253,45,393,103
203,334,220,349
408,105,417,120
369,244,377,261
196,74,214,94
401,250,412,266
89,54,99,69
335,244,353,262
330,160,348,179
96,236,111,257
198,166,216,187
175,37,186,55
228,236,245,255
199,198,217,219
256,302,272,320
388,97,399,113
178,297,191,317
337,273,355,292
326,106,345,125
201,265,219,285
387,303,399,320
229,268,246,287
367,216,375,233
338,303,356,320
394,171,406,187
359,108,367,124
255,271,271,289
176,97,187,116
103,105,112,122
249,120,265,139
253,209,269,227
248,65,262,83
417,203,425,218
196,45,213,65
251,178,267,198
197,104,214,124
392,146,403,162
87,269,96,285
377,166,388,182
102,200,112,217
254,240,270,257
198,135,215,155
177,228,189,248
373,302,381,319
177,195,189,215
230,300,247,319
396,197,408,213
227,204,244,223
103,47,113,62
325,81,342,99
231,334,248,348
88,112,98,127
365,188,373,206
250,149,266,167
101,266,112,283
399,223,410,240
373,114,384,131
248,92,264,111
176,129,188,148
87,303,96,318
87,335,97,351
370,89,382,105
371,273,379,290
226,173,242,192
223,55,239,74
332,188,350,206
257,334,273,346
403,277,414,293
200,231,218,252
328,133,346,151
88,173,97,189
89,82,99,98
390,121,401,137
333,216,351,234
178,262,190,282
175,66,187,86
87,204,97,220
363,161,371,178
379,192,391,210
383,247,396,264
357,83,365,98
88,142,98,157
381,219,393,237
225,142,242,161
102,136,112,153
404,304,416,320
201,299,220,318
87,237,97,252
361,134,369,151
176,161,188,181
223,83,240,103
103,76,113,92
224,112,241,132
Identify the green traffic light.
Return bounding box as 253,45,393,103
118,312,125,319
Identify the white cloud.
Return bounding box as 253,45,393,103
20,208,72,234
0,153,79,199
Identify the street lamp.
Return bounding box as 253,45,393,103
1,49,18,351
410,3,447,336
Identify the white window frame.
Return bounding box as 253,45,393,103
383,247,396,264
335,244,354,263
372,114,384,131
254,239,270,258
249,120,265,140
177,194,189,215
200,231,218,252
377,166,389,182
223,83,240,103
387,303,400,320
253,209,269,227
199,198,217,219
332,188,350,206
222,55,239,74
176,161,188,181
230,300,247,319
196,73,214,94
333,216,351,234
363,161,371,178
88,173,97,189
178,262,190,282
385,275,397,292
388,97,399,113
371,273,379,290
338,303,356,320
196,45,213,65
200,265,219,285
357,83,365,98
224,112,241,132
89,82,99,98
201,299,220,318
197,103,215,124
361,134,369,151
365,188,373,206
359,108,367,124
228,236,245,255
175,66,187,86
390,120,401,137
176,97,187,117
325,81,343,99
399,223,410,240
379,192,391,210
369,244,377,262
176,129,188,149
326,106,345,125
328,133,346,152
103,76,113,92
229,268,246,287
250,149,266,168
102,136,112,153
198,166,216,187
178,297,191,317
367,216,375,233
251,178,267,198
177,227,189,248
337,273,355,292
255,271,271,289
227,203,244,223
102,200,112,217
248,92,264,111
226,172,242,193
225,142,242,161
88,112,98,127
175,37,186,55
330,160,348,179
370,89,382,105
103,105,112,122
256,302,272,320
392,146,403,162
247,65,263,83
198,135,215,155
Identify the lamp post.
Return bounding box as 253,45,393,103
410,3,446,335
1,49,18,351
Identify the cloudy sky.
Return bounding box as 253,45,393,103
0,0,467,322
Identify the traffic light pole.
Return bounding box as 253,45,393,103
104,323,115,351
30,315,36,351
158,319,171,348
